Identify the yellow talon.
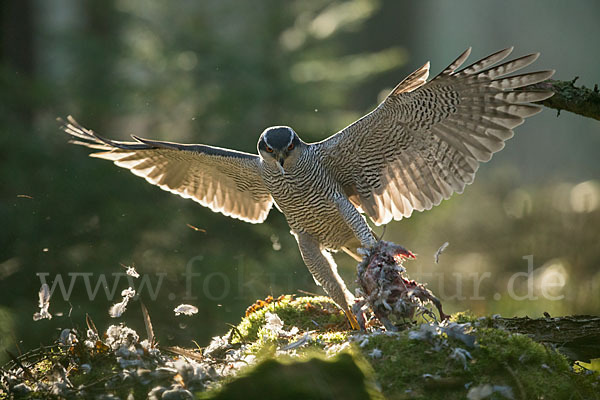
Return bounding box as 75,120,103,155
345,309,361,330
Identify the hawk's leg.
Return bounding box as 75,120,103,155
293,231,361,330
334,195,377,249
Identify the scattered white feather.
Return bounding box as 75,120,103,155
174,304,199,316
80,364,92,374
434,242,449,264
124,265,140,278
109,287,136,318
33,283,52,321
541,363,552,372
408,323,441,341
368,348,382,359
280,333,311,351
449,347,473,370
59,329,77,346
264,311,284,333
105,324,140,350
325,341,350,357
121,287,136,298
109,299,129,318
467,383,514,400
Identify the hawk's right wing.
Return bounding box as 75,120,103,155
61,117,274,223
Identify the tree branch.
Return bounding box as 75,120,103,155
530,79,600,121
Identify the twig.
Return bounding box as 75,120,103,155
73,372,120,393
297,289,320,297
226,323,244,343
86,314,98,336
504,362,526,400
10,332,22,356
162,346,204,362
4,350,34,381
140,302,155,347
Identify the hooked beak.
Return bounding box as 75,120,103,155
277,157,285,175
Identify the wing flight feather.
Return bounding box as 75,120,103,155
61,116,273,223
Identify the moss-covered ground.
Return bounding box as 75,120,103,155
232,295,349,342
2,296,598,399
211,297,599,400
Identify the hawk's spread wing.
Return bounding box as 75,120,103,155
316,47,554,225
61,117,273,223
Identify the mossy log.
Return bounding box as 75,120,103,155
483,315,600,363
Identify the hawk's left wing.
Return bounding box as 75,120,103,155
315,47,554,225
61,116,274,223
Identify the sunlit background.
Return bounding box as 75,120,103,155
1,0,599,361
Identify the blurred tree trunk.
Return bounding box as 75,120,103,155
1,0,34,127
351,0,419,108
79,0,121,130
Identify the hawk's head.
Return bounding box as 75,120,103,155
257,126,303,174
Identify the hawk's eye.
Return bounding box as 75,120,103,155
287,143,294,151
266,145,273,153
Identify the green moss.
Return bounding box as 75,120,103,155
67,353,121,391
7,297,597,399
450,311,478,324
5,343,149,399
227,296,599,400
317,331,350,344
232,296,347,343
467,327,593,399
235,296,351,358
202,352,382,400
358,325,598,399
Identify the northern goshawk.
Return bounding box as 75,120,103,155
61,47,554,329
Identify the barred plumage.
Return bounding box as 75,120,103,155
61,48,554,329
